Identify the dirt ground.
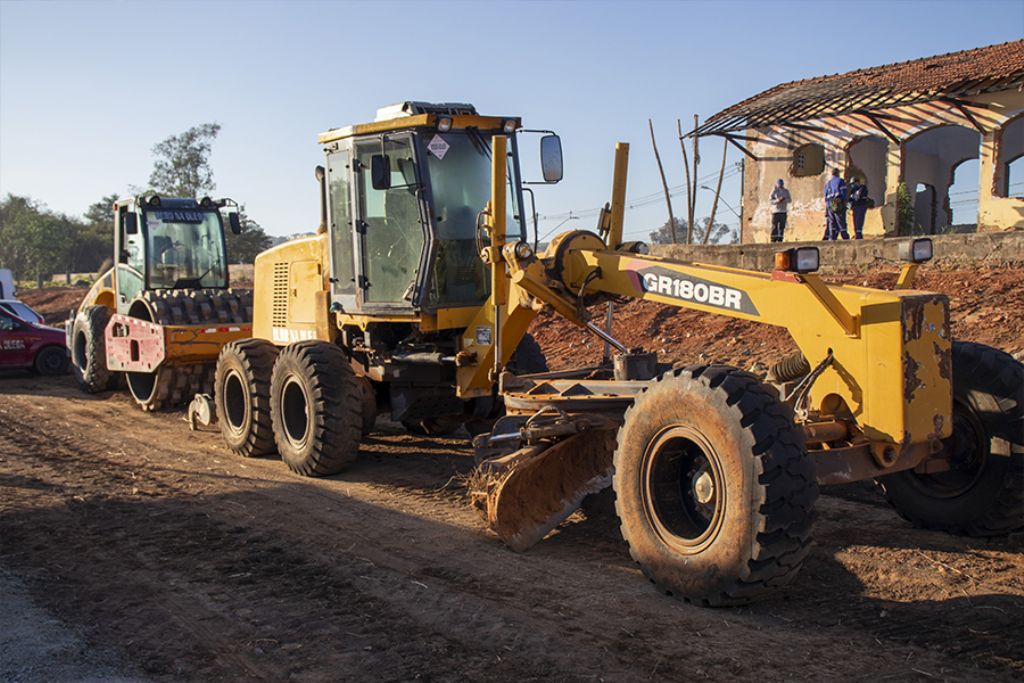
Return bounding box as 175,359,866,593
1,375,1022,681
2,265,1023,681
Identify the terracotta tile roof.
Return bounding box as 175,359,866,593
694,40,1024,137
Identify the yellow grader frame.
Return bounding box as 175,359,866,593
207,104,1023,606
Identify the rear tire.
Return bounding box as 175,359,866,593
215,339,279,457
614,365,817,606
270,341,363,476
34,345,69,375
71,305,112,393
877,342,1024,536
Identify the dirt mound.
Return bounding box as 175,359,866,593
17,287,88,325
531,265,1024,370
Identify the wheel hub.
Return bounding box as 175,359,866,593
692,469,715,506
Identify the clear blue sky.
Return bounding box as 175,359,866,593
1,0,1021,239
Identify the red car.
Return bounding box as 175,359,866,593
0,306,69,374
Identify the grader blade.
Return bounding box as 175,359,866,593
473,430,617,552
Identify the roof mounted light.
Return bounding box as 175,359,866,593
775,246,820,274
899,238,933,263
437,116,452,132
147,195,161,207
503,119,518,134
199,196,213,209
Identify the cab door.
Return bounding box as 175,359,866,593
114,204,146,314
0,311,33,368
325,143,358,313
353,134,429,311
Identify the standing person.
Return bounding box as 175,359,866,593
849,176,869,240
822,168,849,240
769,178,791,242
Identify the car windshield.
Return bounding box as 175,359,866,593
1,301,42,324
143,209,228,289
423,130,523,307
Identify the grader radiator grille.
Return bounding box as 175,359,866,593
272,262,289,327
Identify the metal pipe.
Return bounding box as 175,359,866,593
586,321,628,354
802,420,850,444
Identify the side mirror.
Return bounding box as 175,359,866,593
124,212,138,235
540,134,563,183
371,154,392,190
228,212,242,235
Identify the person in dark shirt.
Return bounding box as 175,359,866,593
822,168,849,240
848,176,869,240
769,179,791,242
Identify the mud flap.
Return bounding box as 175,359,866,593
471,430,617,552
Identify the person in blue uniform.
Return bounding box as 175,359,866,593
823,168,849,240
848,176,869,239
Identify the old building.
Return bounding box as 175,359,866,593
693,41,1024,243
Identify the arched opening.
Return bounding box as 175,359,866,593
949,158,979,231
913,183,936,234
903,124,981,233
846,136,886,207
996,114,1024,198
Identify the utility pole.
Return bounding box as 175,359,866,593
648,118,677,243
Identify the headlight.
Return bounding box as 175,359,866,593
514,241,534,260
503,119,518,134
632,241,650,255
899,238,933,263
437,116,452,132
775,246,819,273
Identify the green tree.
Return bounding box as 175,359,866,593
649,217,735,245
148,123,221,197
649,218,689,245
73,193,119,274
225,209,273,263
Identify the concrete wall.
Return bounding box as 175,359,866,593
740,89,1024,243
654,230,1024,273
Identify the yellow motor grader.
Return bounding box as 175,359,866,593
206,102,1023,605
69,196,253,411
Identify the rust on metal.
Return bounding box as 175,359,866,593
471,430,617,551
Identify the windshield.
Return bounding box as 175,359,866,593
424,130,524,307
0,301,43,324
143,209,227,289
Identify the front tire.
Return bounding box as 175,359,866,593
71,305,112,392
614,365,817,606
270,341,363,476
215,339,279,457
877,342,1023,536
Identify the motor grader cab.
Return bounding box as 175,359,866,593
209,103,1023,606
69,195,253,410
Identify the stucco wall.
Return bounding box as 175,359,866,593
655,231,1024,273
740,89,1024,243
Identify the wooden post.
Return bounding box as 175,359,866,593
690,115,700,244
648,119,677,243
677,118,694,243
704,137,729,244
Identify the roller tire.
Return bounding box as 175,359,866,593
270,341,363,476
613,365,817,606
215,339,279,457
877,342,1024,537
71,305,112,393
